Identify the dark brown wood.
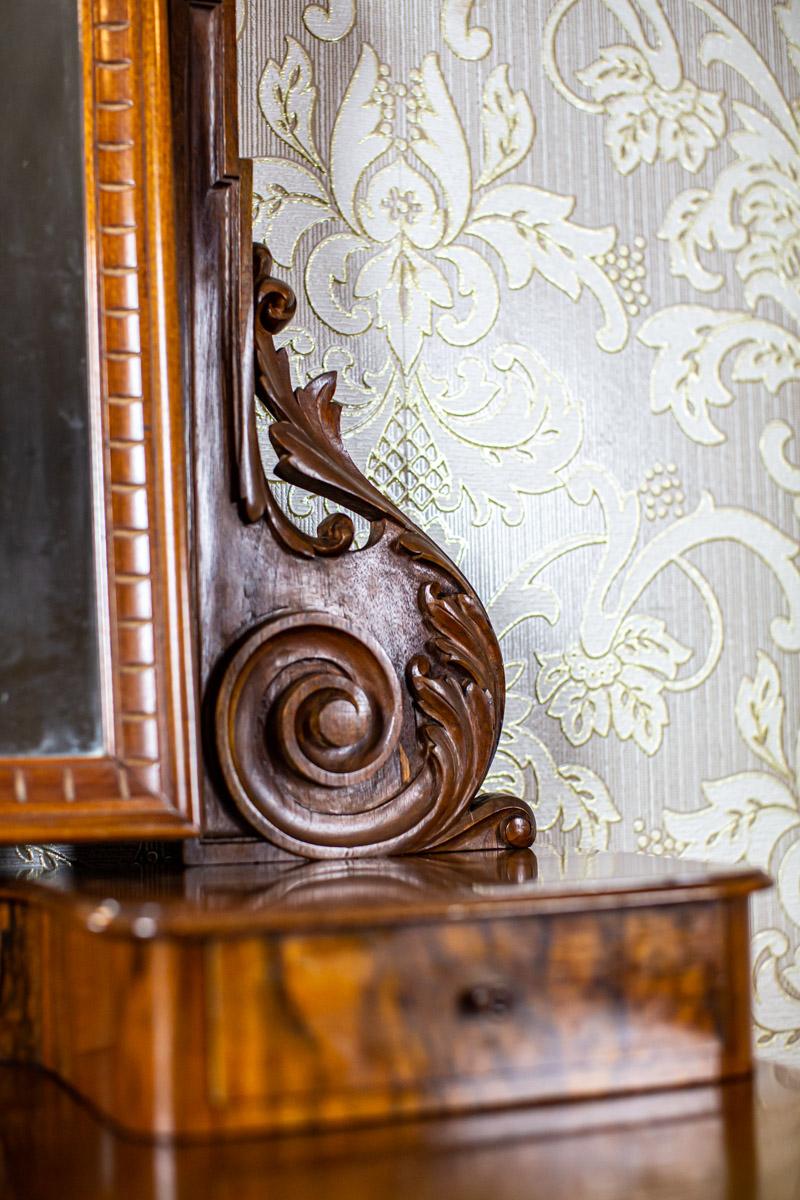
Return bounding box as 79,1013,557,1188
0,852,769,1138
170,0,276,862
170,0,533,860
215,249,533,858
0,0,199,840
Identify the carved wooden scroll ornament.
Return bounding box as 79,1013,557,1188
212,246,535,859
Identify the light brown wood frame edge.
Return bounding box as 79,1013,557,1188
0,0,200,839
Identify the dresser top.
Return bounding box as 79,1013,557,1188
0,849,769,939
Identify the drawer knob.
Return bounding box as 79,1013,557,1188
459,983,516,1017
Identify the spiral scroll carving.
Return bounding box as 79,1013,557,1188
212,246,536,859
217,612,412,851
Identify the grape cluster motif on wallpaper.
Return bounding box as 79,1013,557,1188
239,0,800,1053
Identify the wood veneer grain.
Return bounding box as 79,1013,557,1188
0,853,768,1138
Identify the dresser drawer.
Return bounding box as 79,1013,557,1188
201,898,750,1134
5,852,763,1138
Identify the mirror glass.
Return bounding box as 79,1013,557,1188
0,0,102,755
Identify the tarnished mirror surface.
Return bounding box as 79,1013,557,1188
0,0,101,755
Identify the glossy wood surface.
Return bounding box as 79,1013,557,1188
1,1059,798,1199
0,849,770,935
0,852,768,1138
0,0,199,839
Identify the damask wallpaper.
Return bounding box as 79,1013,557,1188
239,0,800,1058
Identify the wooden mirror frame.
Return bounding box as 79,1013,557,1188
0,0,199,841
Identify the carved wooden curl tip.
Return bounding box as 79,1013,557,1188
253,244,296,336
422,793,537,855
501,813,536,849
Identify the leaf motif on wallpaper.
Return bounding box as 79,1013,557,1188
536,616,691,755
440,0,493,62
588,52,725,175
486,675,621,852
665,773,799,870
305,232,373,336
252,159,333,268
657,188,730,292
690,0,797,137
328,45,394,231
574,44,653,104
302,0,356,42
258,36,324,169
761,420,800,522
665,654,800,904
494,464,800,756
777,0,800,77
433,246,500,348
752,930,800,1045
464,185,627,352
639,307,800,446
252,44,630,372
476,65,536,188
738,652,792,777
544,2,724,174
399,55,473,243
657,103,800,303
637,9,800,450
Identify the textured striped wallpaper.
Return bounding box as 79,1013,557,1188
239,0,800,1055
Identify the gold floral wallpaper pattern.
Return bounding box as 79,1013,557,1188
239,0,800,1057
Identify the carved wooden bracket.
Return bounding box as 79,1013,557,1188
172,0,533,860
208,246,535,859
